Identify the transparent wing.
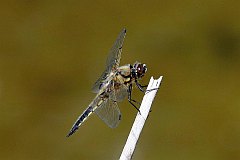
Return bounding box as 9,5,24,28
91,69,110,93
110,82,128,102
92,28,127,93
94,98,121,128
106,28,126,70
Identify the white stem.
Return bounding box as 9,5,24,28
119,76,163,160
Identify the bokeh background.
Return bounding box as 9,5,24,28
0,0,240,159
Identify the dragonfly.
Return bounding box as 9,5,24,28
67,28,147,137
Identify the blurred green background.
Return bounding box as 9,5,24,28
0,0,239,159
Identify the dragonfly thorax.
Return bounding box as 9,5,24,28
131,62,147,79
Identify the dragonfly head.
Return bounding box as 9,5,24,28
132,62,147,79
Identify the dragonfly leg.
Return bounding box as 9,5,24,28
145,88,159,94
135,80,148,92
136,80,159,94
128,84,141,114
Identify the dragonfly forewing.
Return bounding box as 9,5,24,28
92,69,110,93
92,28,126,93
106,28,126,70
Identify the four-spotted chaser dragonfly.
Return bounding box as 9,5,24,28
67,28,147,137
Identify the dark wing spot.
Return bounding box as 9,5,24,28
119,114,122,120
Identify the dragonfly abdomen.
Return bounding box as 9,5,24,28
66,106,94,137
67,94,106,137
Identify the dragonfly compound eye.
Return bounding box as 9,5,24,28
135,63,147,78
